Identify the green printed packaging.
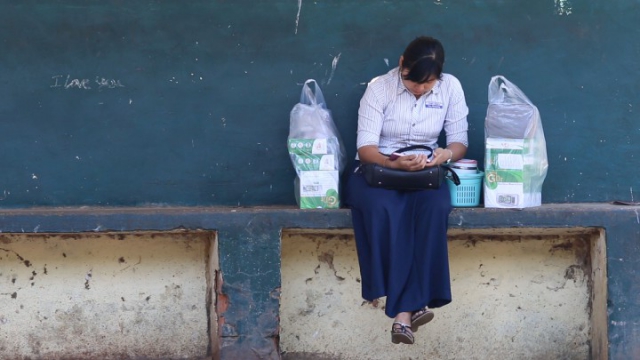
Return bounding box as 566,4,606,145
291,154,337,171
294,171,340,209
484,138,541,208
287,138,340,156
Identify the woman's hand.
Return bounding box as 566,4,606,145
425,148,453,167
358,143,466,171
427,144,467,167
393,153,430,171
395,147,455,170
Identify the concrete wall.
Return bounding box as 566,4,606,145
0,205,638,359
0,231,217,359
281,228,606,360
2,2,638,206
0,224,608,360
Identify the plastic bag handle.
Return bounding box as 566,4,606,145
488,75,533,105
300,79,327,108
489,75,509,103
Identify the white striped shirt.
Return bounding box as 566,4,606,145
356,67,469,157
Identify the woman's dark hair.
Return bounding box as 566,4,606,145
401,36,445,83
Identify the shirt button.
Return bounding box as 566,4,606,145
412,123,416,127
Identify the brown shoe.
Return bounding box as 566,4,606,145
391,322,414,344
411,307,434,332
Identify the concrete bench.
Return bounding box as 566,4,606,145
0,204,637,359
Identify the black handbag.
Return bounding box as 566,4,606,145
358,145,460,190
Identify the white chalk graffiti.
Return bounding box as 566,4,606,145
327,52,341,85
554,0,572,15
50,75,125,90
295,0,302,34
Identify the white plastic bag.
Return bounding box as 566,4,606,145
484,76,548,208
287,79,346,209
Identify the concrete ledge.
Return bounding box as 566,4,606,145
0,203,638,359
0,203,634,231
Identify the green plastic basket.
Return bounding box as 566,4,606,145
446,171,483,207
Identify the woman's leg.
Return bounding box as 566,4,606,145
388,183,453,315
344,162,412,307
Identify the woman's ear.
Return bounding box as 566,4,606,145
398,56,404,68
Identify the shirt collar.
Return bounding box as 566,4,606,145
394,67,442,97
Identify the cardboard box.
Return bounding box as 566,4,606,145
294,171,340,209
484,138,540,208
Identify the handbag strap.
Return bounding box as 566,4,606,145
395,145,434,156
442,165,461,186
386,145,462,186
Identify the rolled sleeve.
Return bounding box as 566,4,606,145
443,77,469,147
356,83,384,149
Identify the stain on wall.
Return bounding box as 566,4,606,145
280,230,594,360
0,231,215,359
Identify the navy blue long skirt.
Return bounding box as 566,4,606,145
344,161,453,318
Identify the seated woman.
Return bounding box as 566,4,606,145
345,36,469,345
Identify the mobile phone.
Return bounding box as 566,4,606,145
388,152,403,161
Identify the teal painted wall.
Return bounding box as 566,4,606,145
1,1,638,206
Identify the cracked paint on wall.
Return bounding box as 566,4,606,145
0,232,213,359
